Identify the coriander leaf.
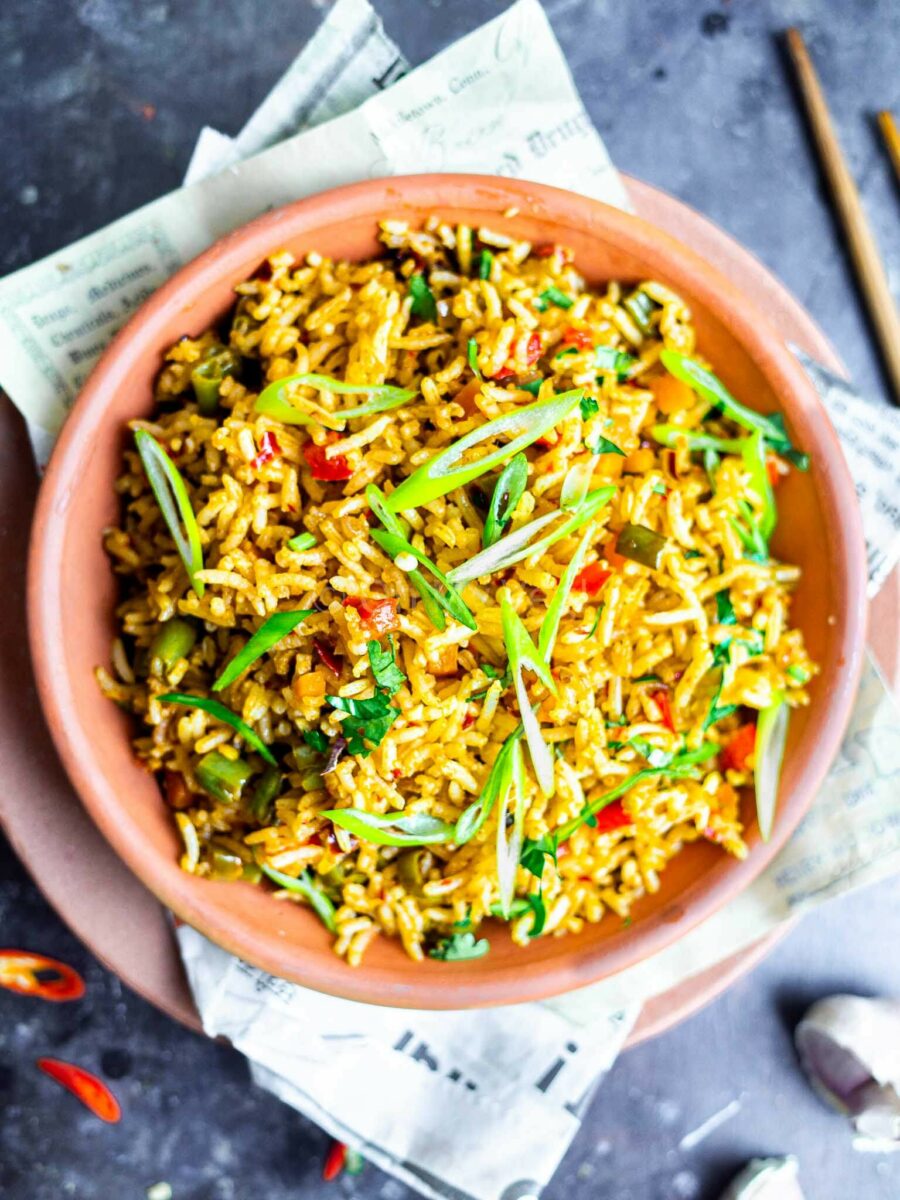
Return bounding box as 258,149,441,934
525,892,546,937
303,729,330,754
627,737,674,768
367,636,406,695
429,931,489,961
326,692,400,757
579,396,600,421
594,345,636,380
520,834,557,879
587,433,625,456
716,590,736,626
409,273,437,321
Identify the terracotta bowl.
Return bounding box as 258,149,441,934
28,174,867,1008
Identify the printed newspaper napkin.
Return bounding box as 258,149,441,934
4,2,900,1197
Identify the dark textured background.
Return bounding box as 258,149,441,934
2,2,899,1198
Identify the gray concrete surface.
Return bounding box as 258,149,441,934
2,2,899,1197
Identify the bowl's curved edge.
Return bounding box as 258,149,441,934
27,173,869,1009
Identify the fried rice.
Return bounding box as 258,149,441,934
98,217,816,966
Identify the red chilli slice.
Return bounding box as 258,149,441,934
592,800,631,834
573,562,611,595
37,1058,121,1123
322,1140,347,1182
250,430,282,471
651,689,676,733
0,951,85,1002
342,597,399,634
313,639,343,677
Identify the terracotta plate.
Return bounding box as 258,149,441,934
6,175,882,1031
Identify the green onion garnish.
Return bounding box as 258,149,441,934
650,424,746,455
366,485,446,632
409,274,437,321
560,458,597,510
587,433,625,457
501,593,557,795
467,337,482,380
455,727,524,845
482,453,529,548
429,931,490,961
659,350,809,469
520,379,543,396
260,863,337,932
323,808,456,847
496,737,527,917
385,388,584,512
370,528,477,631
741,429,777,540
622,288,656,332
478,249,493,280
212,609,314,692
537,286,574,310
158,692,276,765
191,345,240,414
255,373,416,430
287,532,317,552
786,664,810,683
594,345,636,379
447,487,615,586
134,430,204,596
538,525,594,662
755,694,789,842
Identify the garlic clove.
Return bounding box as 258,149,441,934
795,994,900,1150
720,1157,805,1199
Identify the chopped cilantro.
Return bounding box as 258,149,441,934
326,692,400,757
594,345,636,381
684,549,703,559
520,834,558,879
429,931,489,961
303,729,329,754
520,378,543,396
409,273,437,321
626,736,674,768
588,433,625,456
367,636,406,695
579,395,600,421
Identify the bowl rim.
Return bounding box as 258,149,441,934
27,173,868,1008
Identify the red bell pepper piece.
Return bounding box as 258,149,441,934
250,430,282,471
561,326,594,351
303,436,352,481
593,800,631,833
722,722,756,772
573,562,611,595
342,596,399,634
651,689,676,733
0,951,85,1002
524,331,542,365
37,1058,121,1122
492,365,515,381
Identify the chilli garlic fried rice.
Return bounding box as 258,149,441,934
99,218,817,966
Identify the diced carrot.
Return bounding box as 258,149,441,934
722,722,756,772
293,672,326,700
426,645,458,676
623,448,655,474
651,375,695,415
603,536,627,570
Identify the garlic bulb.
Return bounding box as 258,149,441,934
795,994,900,1150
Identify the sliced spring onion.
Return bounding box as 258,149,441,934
429,931,490,960
370,528,476,631
212,609,314,692
538,525,594,662
190,345,239,414
651,424,746,455
478,249,493,280
616,523,667,569
580,395,599,420
704,447,721,491
520,378,543,396
447,486,616,586
260,863,337,931
731,501,769,562
742,429,777,540
594,345,636,378
134,430,204,596
149,618,197,670
659,350,809,468
287,532,317,552
622,288,657,332
482,453,529,548
496,738,527,917
467,337,482,380
560,457,598,510
409,274,437,321
455,727,523,844
537,286,574,310
159,692,277,765
323,807,456,847
255,373,416,430
195,751,254,804
366,485,445,631
384,388,584,511
755,693,789,842
501,593,557,795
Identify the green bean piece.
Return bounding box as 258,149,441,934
191,345,240,414
195,750,254,804
616,523,668,569
149,618,198,671
249,765,281,822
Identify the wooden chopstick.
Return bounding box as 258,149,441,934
877,109,900,188
785,28,900,405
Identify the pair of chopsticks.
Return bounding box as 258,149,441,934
785,28,900,405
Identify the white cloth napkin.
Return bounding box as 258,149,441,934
3,2,900,1196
